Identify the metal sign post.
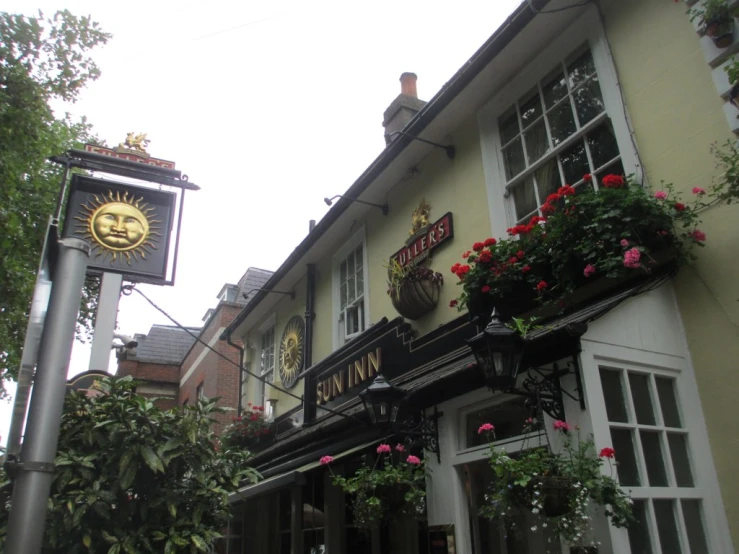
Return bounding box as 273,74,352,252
4,238,90,554
88,273,124,371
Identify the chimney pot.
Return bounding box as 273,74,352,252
400,72,418,98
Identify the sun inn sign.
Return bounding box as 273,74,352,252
316,347,382,405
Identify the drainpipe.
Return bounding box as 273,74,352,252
225,328,245,417
304,264,316,368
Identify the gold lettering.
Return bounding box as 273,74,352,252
332,372,344,397
348,363,355,387
316,383,324,405
368,347,381,377
421,236,427,250
354,358,366,383
429,229,437,243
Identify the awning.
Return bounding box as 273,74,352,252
229,438,380,503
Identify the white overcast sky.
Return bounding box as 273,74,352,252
1,0,523,442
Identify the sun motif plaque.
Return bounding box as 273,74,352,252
62,175,176,282
278,316,305,389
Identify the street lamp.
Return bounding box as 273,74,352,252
466,308,524,392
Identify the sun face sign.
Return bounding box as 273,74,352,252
74,190,162,265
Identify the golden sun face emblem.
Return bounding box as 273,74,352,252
74,190,162,265
279,316,305,389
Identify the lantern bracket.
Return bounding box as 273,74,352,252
507,357,585,421
395,407,443,464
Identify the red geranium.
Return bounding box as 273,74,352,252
674,202,685,212
484,237,497,246
602,174,625,188
482,285,491,293
472,242,485,252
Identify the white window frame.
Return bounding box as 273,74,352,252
478,6,640,238
257,314,276,420
580,343,735,554
331,226,370,350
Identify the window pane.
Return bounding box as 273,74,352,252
356,267,363,295
511,177,537,221
567,48,597,90
653,500,683,554
600,368,629,423
587,121,620,169
535,159,561,208
628,500,654,554
640,431,668,487
340,282,347,309
656,377,682,428
503,139,525,180
667,433,694,487
465,396,539,448
547,101,577,147
560,139,590,186
629,373,656,425
573,77,605,126
524,120,549,163
499,105,520,144
610,428,641,486
347,251,355,275
347,275,356,303
354,245,363,270
681,500,710,554
542,67,568,108
340,260,347,283
519,88,543,128
347,306,359,336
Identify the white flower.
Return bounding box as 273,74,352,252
532,508,540,514
542,523,548,528
531,526,538,532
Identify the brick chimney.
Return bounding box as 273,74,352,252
382,72,427,145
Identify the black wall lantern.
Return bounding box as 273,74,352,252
467,308,587,421
360,373,442,462
467,309,524,392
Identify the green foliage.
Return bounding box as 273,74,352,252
505,316,540,338
689,0,734,26
724,56,739,85
479,420,633,545
0,10,111,392
384,258,443,300
326,445,427,529
0,377,260,553
451,175,712,314
710,139,739,204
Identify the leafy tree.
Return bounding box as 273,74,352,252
0,10,111,391
0,377,260,553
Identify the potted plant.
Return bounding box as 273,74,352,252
725,56,739,108
386,258,444,320
220,403,273,450
320,443,427,529
690,0,736,48
478,420,634,545
451,175,712,321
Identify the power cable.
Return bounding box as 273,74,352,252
121,284,367,426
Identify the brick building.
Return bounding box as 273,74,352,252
116,324,200,410
116,267,273,432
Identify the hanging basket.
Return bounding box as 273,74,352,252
390,279,441,320
540,477,575,517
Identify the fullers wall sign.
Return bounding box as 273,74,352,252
391,211,453,268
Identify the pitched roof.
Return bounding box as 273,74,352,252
134,324,201,364
236,267,274,306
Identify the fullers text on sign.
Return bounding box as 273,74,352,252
316,347,382,405
391,212,453,268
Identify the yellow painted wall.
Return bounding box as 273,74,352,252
604,0,739,543
364,114,491,338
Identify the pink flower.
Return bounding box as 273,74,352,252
583,264,596,278
376,444,391,454
394,444,405,452
654,191,667,200
477,423,495,435
406,455,421,465
536,280,548,292
692,187,706,196
319,455,334,465
553,420,571,432
691,229,706,242
599,447,615,459
620,239,629,247
623,247,641,269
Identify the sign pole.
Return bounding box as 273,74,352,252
4,238,90,554
88,272,123,371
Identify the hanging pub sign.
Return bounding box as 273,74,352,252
62,174,177,283
83,133,176,169
390,199,453,268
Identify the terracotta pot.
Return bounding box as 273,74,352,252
390,279,441,320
